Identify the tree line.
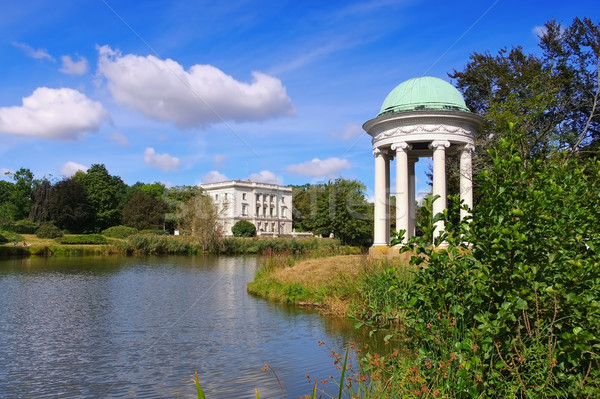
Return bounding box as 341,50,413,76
0,164,374,246
0,164,212,237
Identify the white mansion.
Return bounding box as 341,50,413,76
200,180,293,236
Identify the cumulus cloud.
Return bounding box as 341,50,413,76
61,161,87,177
13,42,54,61
247,170,282,185
60,55,89,75
286,157,351,178
144,147,180,172
0,87,109,140
96,45,295,128
202,170,228,183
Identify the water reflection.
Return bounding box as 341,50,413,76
0,256,379,398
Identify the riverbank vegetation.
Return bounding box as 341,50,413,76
248,132,600,397
0,232,358,258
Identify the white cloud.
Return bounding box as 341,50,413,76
247,170,283,185
202,170,228,183
110,132,130,147
96,45,295,128
60,55,89,75
60,161,87,177
532,25,547,38
144,147,180,172
13,42,54,61
0,87,109,140
286,157,351,178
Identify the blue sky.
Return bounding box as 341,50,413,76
0,0,598,199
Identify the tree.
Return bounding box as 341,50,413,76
48,177,93,233
176,192,219,250
164,185,204,232
291,183,326,232
299,178,373,246
121,193,168,230
9,168,34,220
0,180,17,220
231,220,256,237
29,179,53,223
449,17,600,197
73,164,124,231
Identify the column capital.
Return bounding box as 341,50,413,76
429,140,451,150
460,143,475,153
373,147,388,157
391,142,412,152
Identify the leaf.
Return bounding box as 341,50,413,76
337,345,350,399
195,372,206,399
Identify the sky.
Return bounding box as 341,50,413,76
0,0,598,200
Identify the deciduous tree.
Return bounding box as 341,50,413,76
121,192,168,230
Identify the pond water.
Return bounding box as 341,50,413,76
0,255,378,398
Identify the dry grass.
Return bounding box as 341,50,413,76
270,255,370,316
273,255,366,290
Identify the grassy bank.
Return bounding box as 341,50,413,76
0,234,360,258
247,254,412,318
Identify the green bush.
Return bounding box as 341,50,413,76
102,225,138,238
139,229,169,235
126,234,195,255
386,136,600,396
2,219,40,234
36,223,64,239
0,230,25,244
231,220,256,237
55,234,107,245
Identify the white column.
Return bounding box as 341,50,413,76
408,156,417,240
392,142,411,244
373,148,389,246
459,144,475,222
430,140,450,243
385,152,391,244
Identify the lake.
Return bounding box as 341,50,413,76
0,255,375,398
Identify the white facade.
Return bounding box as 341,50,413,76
199,180,293,236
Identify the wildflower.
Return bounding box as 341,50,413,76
262,364,269,373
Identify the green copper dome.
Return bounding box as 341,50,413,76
378,76,469,116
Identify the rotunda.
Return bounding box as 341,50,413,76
363,76,483,249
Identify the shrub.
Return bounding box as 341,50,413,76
55,234,107,245
126,234,195,255
139,229,169,235
36,223,64,239
102,225,138,238
0,230,25,244
231,220,256,237
387,136,600,396
9,219,39,234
